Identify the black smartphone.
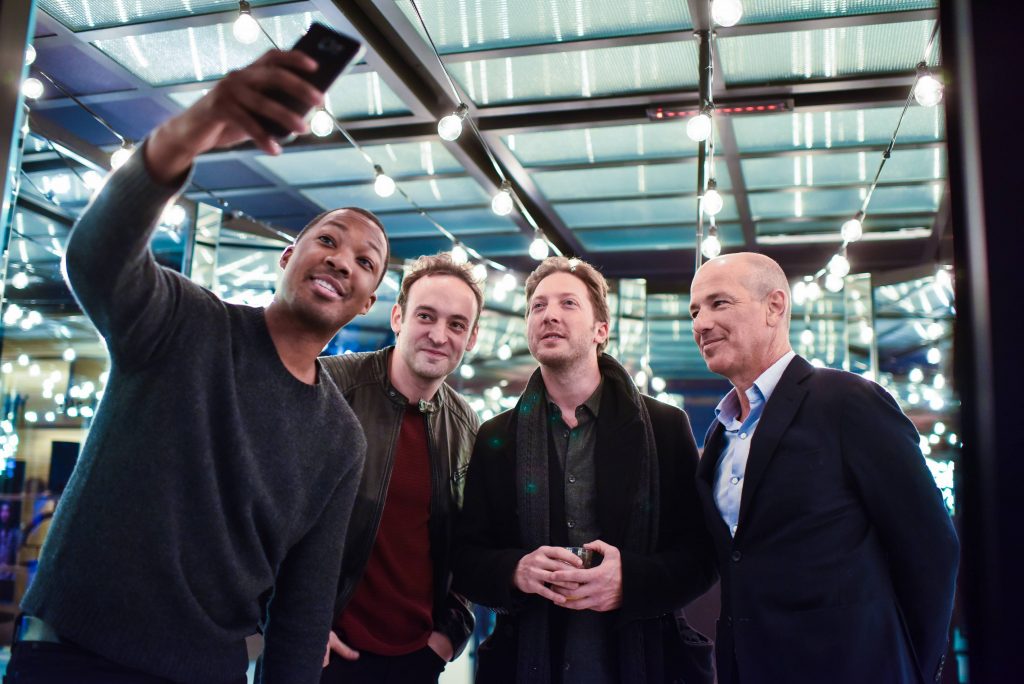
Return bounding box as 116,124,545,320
254,22,365,139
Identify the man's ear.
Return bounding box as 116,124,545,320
358,293,378,317
390,302,403,335
765,289,788,326
279,245,295,270
594,319,610,346
466,324,480,353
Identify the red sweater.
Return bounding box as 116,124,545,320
336,404,434,655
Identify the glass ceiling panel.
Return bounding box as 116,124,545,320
254,142,463,185
756,216,932,237
302,176,489,212
93,11,322,86
732,106,944,153
376,210,520,238
718,21,938,85
533,162,732,201
575,223,743,252
556,196,738,228
749,184,941,220
39,0,286,32
395,0,692,54
734,0,936,25
506,121,700,167
742,147,946,190
452,41,699,106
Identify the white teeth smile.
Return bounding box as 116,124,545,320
313,278,340,296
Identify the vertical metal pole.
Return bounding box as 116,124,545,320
694,28,714,272
1,2,36,251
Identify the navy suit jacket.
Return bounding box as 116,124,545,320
695,355,959,684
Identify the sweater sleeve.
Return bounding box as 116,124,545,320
62,142,195,369
256,449,364,684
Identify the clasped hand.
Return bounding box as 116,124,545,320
513,540,623,612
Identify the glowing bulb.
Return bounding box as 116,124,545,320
0,363,10,374
497,344,512,360
914,73,944,108
841,217,863,242
438,107,467,141
634,370,648,388
82,170,104,190
824,272,845,292
11,272,29,289
651,376,667,393
373,167,396,198
828,253,851,278
459,364,475,379
800,329,815,346
702,186,724,217
25,45,36,66
934,421,946,435
25,411,37,423
62,347,76,362
162,204,187,227
929,396,945,411
700,233,721,259
450,243,468,265
17,354,29,367
804,281,822,300
232,5,261,44
309,108,334,137
934,373,945,389
67,406,79,418
529,236,550,261
21,77,44,100
501,273,517,290
926,347,941,364
110,144,134,170
686,113,712,142
909,367,924,383
711,0,744,27
491,184,514,216
45,411,56,422
472,263,488,282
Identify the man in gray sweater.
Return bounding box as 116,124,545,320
8,50,385,683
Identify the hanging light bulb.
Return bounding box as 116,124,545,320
110,142,134,170
701,232,721,259
800,329,815,346
373,165,396,197
804,280,822,301
824,272,845,292
50,174,72,195
472,262,488,282
686,111,712,142
232,1,261,44
459,364,475,379
497,344,512,360
841,211,864,242
309,108,334,137
450,242,469,265
913,63,943,107
25,45,36,66
528,235,550,261
828,252,851,278
926,346,941,364
11,272,29,290
711,0,744,27
438,103,469,141
82,170,104,190
21,77,44,100
491,180,514,216
702,179,724,216
161,203,187,227
501,272,517,290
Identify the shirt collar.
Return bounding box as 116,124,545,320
547,380,603,423
715,350,796,425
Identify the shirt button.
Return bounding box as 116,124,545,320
564,663,571,671
731,550,742,562
739,432,747,439
568,475,576,484
563,431,569,439
730,476,740,485
567,520,576,529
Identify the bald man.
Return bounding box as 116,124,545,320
688,253,959,684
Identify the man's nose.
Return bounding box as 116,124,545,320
427,322,447,344
324,250,351,275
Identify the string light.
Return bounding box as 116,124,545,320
700,230,721,259
25,44,36,66
926,346,942,364
309,108,334,137
459,364,475,379
841,211,864,242
450,242,469,265
438,103,468,141
711,0,744,27
232,1,261,45
702,179,724,216
913,62,943,107
497,344,512,360
828,252,851,278
161,203,187,228
373,165,396,198
491,180,514,216
686,110,712,142
21,77,44,100
501,273,517,290
824,272,845,293
528,234,550,261
110,141,134,170
11,272,29,290
471,262,488,282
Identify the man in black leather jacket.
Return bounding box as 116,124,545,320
320,253,482,683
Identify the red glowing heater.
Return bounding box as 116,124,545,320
647,101,793,121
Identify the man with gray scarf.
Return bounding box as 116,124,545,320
453,257,717,683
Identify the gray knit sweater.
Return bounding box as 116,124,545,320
21,147,366,684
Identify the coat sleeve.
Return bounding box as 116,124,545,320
451,419,532,612
618,403,718,623
840,380,959,682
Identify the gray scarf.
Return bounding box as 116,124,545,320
513,353,660,683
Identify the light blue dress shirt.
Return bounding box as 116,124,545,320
713,350,796,536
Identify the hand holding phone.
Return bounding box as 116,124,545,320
254,23,365,138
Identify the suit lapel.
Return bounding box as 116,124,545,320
697,421,733,540
735,356,813,535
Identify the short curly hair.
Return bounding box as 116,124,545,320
525,256,611,354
